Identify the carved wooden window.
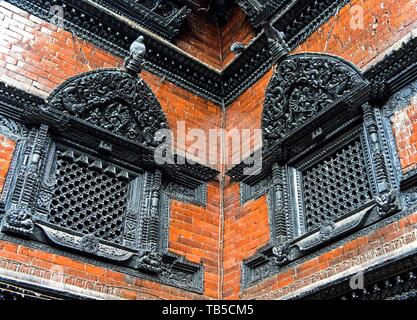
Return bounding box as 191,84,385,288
44,147,144,248
263,115,399,258
286,128,373,238
301,137,370,231
50,152,129,241
229,52,402,288
0,62,217,293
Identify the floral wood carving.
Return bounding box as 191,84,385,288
45,69,168,148
262,54,366,148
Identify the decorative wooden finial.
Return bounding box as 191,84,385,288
125,35,146,74
261,21,289,64
231,42,246,55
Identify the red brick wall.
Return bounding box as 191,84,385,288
0,135,16,192
0,2,222,299
225,69,272,170
169,182,221,298
223,179,270,298
0,185,222,300
175,12,223,70
175,7,255,69
294,0,417,68
391,90,417,173
221,7,255,67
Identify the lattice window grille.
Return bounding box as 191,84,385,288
48,150,134,245
301,137,372,232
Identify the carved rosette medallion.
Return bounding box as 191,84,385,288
319,220,336,241
80,234,100,254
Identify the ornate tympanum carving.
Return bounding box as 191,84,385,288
262,53,365,147
45,69,167,148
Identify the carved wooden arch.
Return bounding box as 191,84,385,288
45,68,169,148
262,53,368,148
236,45,403,287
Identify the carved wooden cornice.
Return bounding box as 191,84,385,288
86,0,194,40
236,0,291,29
4,0,349,106
296,248,417,300
4,0,417,109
